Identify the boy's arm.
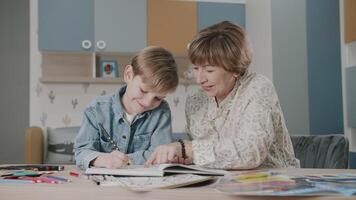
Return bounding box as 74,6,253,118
127,111,173,165
74,109,106,170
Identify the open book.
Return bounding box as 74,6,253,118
92,174,216,190
85,164,228,177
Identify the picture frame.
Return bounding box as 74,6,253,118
99,60,119,78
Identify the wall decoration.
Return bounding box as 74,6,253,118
48,90,55,104
71,98,78,109
40,112,48,127
35,82,42,97
62,114,71,126
173,97,180,107
82,83,90,93
99,60,119,78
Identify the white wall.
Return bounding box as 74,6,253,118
245,0,273,80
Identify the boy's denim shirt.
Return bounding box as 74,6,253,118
74,86,173,170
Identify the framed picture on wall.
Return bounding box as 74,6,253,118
99,60,119,78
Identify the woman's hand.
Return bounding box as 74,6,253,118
92,151,130,169
145,141,194,165
145,142,182,165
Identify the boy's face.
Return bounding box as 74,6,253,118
122,65,167,115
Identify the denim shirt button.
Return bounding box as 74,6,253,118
122,135,127,139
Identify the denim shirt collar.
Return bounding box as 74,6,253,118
112,85,150,124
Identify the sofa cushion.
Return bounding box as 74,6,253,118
45,126,80,164
290,135,349,168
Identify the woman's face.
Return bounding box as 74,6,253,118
192,64,237,103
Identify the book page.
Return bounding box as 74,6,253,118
86,165,164,177
98,174,214,191
158,164,228,176
86,164,228,177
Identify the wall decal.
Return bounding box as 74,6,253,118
71,98,78,109
40,112,48,127
35,82,42,97
82,83,90,93
48,90,55,104
62,114,71,126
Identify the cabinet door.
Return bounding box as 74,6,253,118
147,0,197,55
95,0,146,52
198,2,245,30
38,0,94,51
345,0,356,43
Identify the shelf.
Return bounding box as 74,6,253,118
40,77,125,84
40,52,197,85
40,76,197,85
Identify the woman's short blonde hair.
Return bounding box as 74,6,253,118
130,46,179,93
188,21,253,76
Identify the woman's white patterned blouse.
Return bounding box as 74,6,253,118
186,71,300,169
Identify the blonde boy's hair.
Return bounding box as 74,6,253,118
131,46,179,93
188,21,253,76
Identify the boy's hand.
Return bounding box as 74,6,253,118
145,142,190,165
92,151,130,169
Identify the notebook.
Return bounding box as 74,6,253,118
85,164,228,177
92,174,216,190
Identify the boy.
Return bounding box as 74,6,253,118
74,46,179,170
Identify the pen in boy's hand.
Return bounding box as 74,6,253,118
98,123,119,151
98,123,131,165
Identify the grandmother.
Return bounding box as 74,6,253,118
146,21,300,169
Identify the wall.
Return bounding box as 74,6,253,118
245,0,273,81
271,0,310,135
306,0,343,135
0,0,29,163
249,0,343,136
340,0,356,167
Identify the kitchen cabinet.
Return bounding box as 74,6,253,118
147,0,197,55
198,2,245,31
38,0,146,52
39,0,245,84
38,0,94,52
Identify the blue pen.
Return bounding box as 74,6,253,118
46,175,70,182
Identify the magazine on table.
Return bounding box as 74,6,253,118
215,171,356,196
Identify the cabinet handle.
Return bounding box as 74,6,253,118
82,40,92,50
96,40,106,50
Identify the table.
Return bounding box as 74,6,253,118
1,166,356,200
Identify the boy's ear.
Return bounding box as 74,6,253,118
124,65,134,82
